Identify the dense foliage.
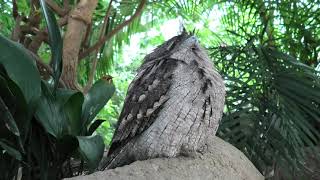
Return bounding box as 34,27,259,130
0,0,320,179
0,1,115,179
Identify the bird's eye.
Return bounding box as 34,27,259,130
191,46,198,51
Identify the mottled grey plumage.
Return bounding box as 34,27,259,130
100,31,225,170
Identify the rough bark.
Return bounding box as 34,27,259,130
61,0,98,90
46,0,69,17
83,0,113,93
11,15,22,41
65,136,264,180
78,0,147,60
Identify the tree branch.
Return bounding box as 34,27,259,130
81,23,92,49
79,0,147,59
28,31,48,53
11,16,22,41
45,0,67,16
83,0,113,93
27,15,68,54
61,0,99,90
63,0,69,10
94,136,264,180
83,0,114,93
257,0,275,47
27,50,66,88
29,0,41,29
12,0,18,19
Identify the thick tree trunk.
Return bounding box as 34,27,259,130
65,136,264,180
61,0,98,90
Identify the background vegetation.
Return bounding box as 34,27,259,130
0,0,320,179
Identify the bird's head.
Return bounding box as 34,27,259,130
168,32,210,65
144,29,210,66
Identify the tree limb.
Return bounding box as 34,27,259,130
28,31,48,53
28,50,66,88
81,23,92,49
257,0,275,47
61,0,99,90
79,0,147,60
27,15,68,54
11,15,22,41
63,0,70,10
83,0,114,93
81,136,264,180
45,0,67,16
12,0,18,19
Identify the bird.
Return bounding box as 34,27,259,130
100,30,226,170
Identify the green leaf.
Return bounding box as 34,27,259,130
0,74,15,110
81,78,115,132
0,140,22,161
0,72,31,143
55,88,86,135
0,97,20,136
39,0,63,91
56,88,80,106
88,119,106,135
0,34,41,107
76,135,105,170
63,92,84,135
211,42,320,176
29,130,50,180
35,82,68,138
56,135,79,161
0,75,21,137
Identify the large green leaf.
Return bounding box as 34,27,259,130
34,82,68,138
0,140,21,161
0,76,20,137
76,135,105,170
63,91,84,135
5,77,32,143
81,78,115,133
56,135,79,161
0,74,15,111
39,0,63,90
29,128,50,180
56,88,80,106
0,97,20,137
54,88,86,135
0,34,41,107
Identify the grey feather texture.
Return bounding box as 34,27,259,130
100,31,226,170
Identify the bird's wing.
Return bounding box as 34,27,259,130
107,57,179,155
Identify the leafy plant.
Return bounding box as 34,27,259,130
0,1,115,179
211,41,320,179
0,33,115,179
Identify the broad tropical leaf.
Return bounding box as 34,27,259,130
0,77,20,137
56,135,79,160
76,135,105,170
0,34,41,107
63,91,84,136
0,140,22,161
81,78,115,133
34,82,68,138
0,97,20,137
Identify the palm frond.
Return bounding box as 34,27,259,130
210,41,320,178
